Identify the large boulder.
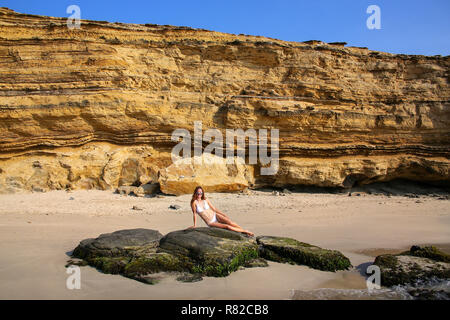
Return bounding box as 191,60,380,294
71,227,260,283
158,154,251,195
72,229,163,274
158,228,259,277
373,245,450,287
70,228,353,284
73,228,163,259
256,236,352,271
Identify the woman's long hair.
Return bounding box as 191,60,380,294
191,186,206,206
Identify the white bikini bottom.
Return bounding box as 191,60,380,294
209,213,218,224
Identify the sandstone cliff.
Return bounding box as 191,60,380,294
0,8,449,194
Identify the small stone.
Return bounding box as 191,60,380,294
132,205,143,211
69,197,75,200
169,205,181,210
282,188,292,194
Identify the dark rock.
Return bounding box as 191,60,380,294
134,274,164,285
328,42,347,46
256,236,351,271
373,245,450,287
65,258,88,267
73,228,163,261
123,252,184,278
158,228,259,277
169,204,181,210
407,287,450,300
71,228,354,285
141,183,159,195
71,227,259,281
132,205,143,211
410,245,450,262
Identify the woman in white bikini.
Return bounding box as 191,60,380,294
188,186,254,237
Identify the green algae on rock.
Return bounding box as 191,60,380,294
70,228,353,284
158,228,259,277
409,245,450,263
256,236,352,271
71,227,261,282
373,245,450,287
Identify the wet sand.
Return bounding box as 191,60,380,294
0,189,449,299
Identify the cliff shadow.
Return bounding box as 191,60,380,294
253,178,450,197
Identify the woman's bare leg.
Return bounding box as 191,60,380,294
216,213,242,229
215,213,254,236
208,222,254,236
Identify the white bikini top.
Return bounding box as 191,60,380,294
195,200,210,213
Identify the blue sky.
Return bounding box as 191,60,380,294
3,0,449,55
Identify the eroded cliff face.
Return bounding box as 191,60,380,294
0,8,449,194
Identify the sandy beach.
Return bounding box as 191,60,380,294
0,189,449,300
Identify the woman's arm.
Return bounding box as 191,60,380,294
188,202,197,229
206,199,229,218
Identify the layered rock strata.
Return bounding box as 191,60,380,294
0,8,449,194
